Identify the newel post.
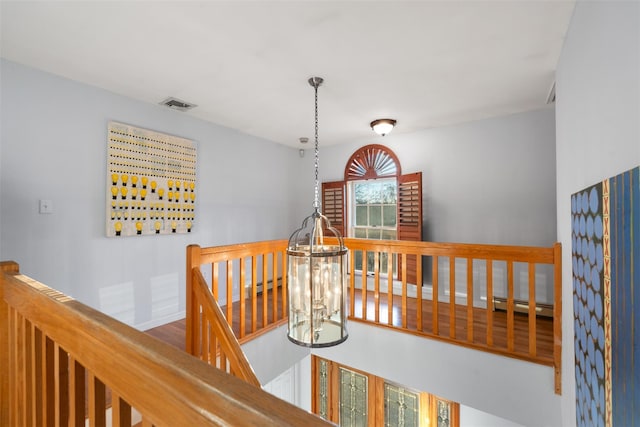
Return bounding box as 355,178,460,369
0,261,19,426
186,245,201,356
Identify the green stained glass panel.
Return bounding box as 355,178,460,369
384,382,420,427
437,399,451,427
318,359,329,420
339,368,368,427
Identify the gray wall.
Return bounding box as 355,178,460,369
320,107,557,246
555,1,640,425
0,59,305,329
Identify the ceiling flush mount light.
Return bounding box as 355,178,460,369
287,77,348,348
370,118,397,136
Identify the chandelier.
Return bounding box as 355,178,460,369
286,77,348,347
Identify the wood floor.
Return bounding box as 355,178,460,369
145,288,554,362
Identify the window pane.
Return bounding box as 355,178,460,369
366,229,381,239
381,182,397,203
381,230,396,240
354,228,367,238
354,182,369,204
369,206,382,226
339,368,368,427
355,206,368,226
383,206,396,226
384,382,420,427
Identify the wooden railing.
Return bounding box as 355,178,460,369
187,239,562,395
341,239,562,395
1,261,330,426
189,267,260,386
186,240,289,355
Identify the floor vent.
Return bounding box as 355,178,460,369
159,97,197,111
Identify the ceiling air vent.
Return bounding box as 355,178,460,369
159,97,197,111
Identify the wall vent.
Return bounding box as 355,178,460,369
159,97,197,111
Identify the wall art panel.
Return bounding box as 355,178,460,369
106,121,197,237
572,165,638,426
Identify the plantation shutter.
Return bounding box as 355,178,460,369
397,172,423,284
321,181,346,237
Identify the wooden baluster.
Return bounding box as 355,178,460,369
506,261,515,352
486,260,494,347
88,372,106,427
401,253,408,329
416,255,423,332
112,393,132,427
239,257,246,338
252,256,258,333
466,258,473,342
24,320,33,426
449,257,456,339
45,336,55,426
387,253,393,326
56,343,69,426
528,263,537,357
272,252,278,323
201,313,208,362
262,254,268,328
227,260,233,328
349,250,356,319
16,312,25,426
69,357,85,426
361,250,368,321
432,256,439,336
211,316,219,368
212,262,219,301
34,327,44,426
374,252,380,323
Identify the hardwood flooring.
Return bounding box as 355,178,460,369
145,288,554,362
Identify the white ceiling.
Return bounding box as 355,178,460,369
0,1,575,148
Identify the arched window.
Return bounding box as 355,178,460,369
344,144,401,181
322,144,422,283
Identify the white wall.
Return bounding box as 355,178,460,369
0,59,305,329
313,322,560,426
320,107,557,246
555,1,640,426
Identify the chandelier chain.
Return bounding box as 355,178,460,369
313,80,320,210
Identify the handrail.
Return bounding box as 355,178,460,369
188,238,562,395
191,267,260,386
1,262,330,426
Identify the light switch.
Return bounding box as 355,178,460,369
39,199,53,214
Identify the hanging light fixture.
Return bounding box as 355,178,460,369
287,77,348,347
370,118,397,136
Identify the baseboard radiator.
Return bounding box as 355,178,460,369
493,297,553,318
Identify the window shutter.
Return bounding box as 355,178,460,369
322,181,346,237
397,172,422,284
